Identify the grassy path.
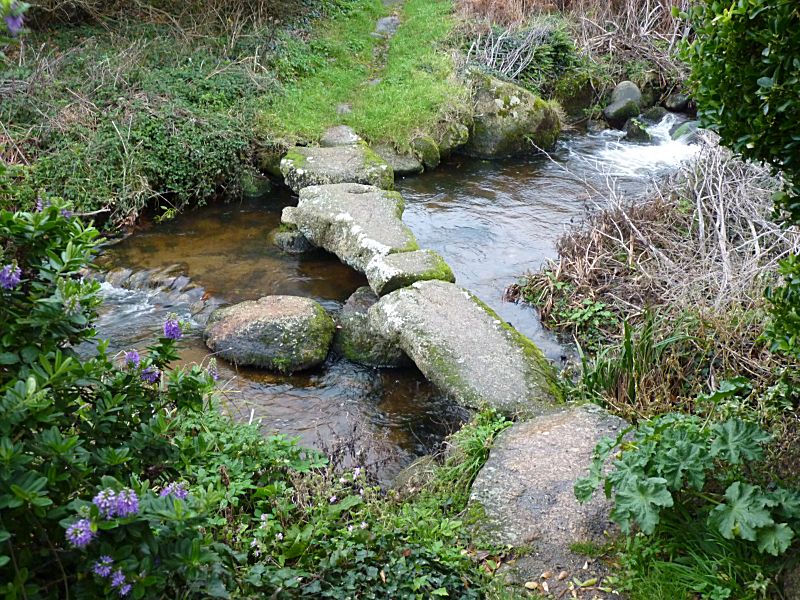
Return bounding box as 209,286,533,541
258,0,469,149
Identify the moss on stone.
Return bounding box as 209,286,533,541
281,148,308,171
468,294,563,404
411,136,441,170
360,142,395,190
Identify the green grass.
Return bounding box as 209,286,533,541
346,0,469,147
257,0,385,142
257,0,468,148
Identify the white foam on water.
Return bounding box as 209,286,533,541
584,114,700,178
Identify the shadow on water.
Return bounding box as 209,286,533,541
96,115,697,480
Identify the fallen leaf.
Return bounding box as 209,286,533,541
541,570,553,579
558,571,569,581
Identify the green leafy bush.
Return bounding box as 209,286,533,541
683,1,800,364
576,410,800,597
684,0,799,219
0,202,496,598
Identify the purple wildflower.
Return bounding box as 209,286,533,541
93,489,117,518
4,12,23,36
0,264,22,290
140,366,160,384
124,350,140,368
353,467,362,479
35,198,43,212
360,521,368,529
329,495,337,504
207,359,219,381
115,488,139,517
160,482,188,500
66,519,95,548
110,570,126,589
93,555,114,578
275,532,283,541
119,583,132,597
60,209,73,218
163,318,181,340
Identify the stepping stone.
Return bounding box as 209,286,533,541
367,280,556,416
373,144,424,176
204,296,335,373
320,125,362,147
280,144,394,193
286,183,418,273
470,406,627,598
333,286,407,367
365,249,454,296
373,15,400,38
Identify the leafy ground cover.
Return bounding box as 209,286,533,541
0,0,468,225
0,197,513,598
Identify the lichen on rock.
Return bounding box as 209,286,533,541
204,295,334,372
462,71,561,159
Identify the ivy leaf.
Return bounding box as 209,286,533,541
611,477,673,535
710,419,771,464
756,523,794,556
710,482,773,541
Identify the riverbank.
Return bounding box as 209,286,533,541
1,0,689,229
508,130,800,597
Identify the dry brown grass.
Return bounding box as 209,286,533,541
459,0,692,89
510,132,800,389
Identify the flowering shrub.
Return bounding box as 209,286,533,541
0,203,495,598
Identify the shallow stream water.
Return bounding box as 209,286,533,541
96,115,698,478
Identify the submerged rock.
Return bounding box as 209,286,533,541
373,144,424,177
280,143,394,193
287,183,418,273
320,125,362,147
671,120,700,142
204,296,334,372
240,171,273,200
334,286,407,367
603,80,642,128
462,72,561,159
270,226,314,254
623,117,652,143
411,135,441,170
470,406,627,598
365,249,455,296
367,280,556,416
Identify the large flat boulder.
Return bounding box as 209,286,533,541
365,249,455,296
286,183,419,273
367,280,556,416
470,406,627,598
462,72,561,159
280,143,394,193
204,296,334,373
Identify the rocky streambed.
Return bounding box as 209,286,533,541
94,103,698,596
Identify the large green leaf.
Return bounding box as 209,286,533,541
611,477,673,534
709,482,773,541
756,523,794,556
709,419,770,464
660,439,709,491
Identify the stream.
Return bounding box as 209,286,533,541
94,114,698,479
